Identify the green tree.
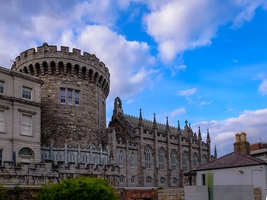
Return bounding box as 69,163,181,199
38,177,118,200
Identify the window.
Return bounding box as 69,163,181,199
120,175,124,184
0,149,2,166
158,148,164,170
202,155,207,164
173,178,178,185
75,90,80,105
160,177,165,184
131,176,135,184
171,151,176,171
0,110,4,133
60,88,80,106
22,86,32,99
21,114,32,136
0,81,4,94
42,153,47,161
193,154,198,167
144,146,151,169
130,152,135,168
182,152,188,172
146,176,152,184
19,148,34,158
102,157,107,166
60,88,65,103
94,155,99,165
83,155,88,163
69,154,75,162
68,89,72,104
119,150,123,167
56,154,62,162
202,174,206,185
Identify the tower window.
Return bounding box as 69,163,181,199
60,88,80,106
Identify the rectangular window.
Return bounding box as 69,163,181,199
0,149,2,166
60,88,66,103
0,110,4,133
22,86,32,100
67,89,72,105
0,81,4,94
75,90,80,105
21,114,32,136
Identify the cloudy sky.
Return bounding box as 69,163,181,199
1,0,267,156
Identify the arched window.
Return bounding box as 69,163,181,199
173,178,178,185
146,176,152,184
130,152,135,168
19,147,34,163
182,152,188,172
171,150,177,171
131,176,135,184
119,150,123,167
69,154,75,162
160,177,165,184
193,153,198,167
83,155,88,163
119,175,124,184
158,148,164,170
102,157,107,166
94,155,99,165
144,146,151,169
202,155,207,164
55,153,62,162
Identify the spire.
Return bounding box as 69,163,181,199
165,117,170,133
198,126,202,140
184,119,189,131
138,109,143,127
214,145,217,159
152,113,158,130
207,129,210,143
177,120,180,130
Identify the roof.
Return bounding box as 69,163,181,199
192,151,266,171
124,114,190,139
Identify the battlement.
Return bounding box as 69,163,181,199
11,43,110,96
0,159,120,186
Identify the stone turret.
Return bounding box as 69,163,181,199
12,43,110,147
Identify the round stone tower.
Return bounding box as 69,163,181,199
12,43,110,148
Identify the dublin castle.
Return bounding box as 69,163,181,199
0,43,212,187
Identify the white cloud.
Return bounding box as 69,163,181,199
77,25,156,99
200,101,212,106
170,107,186,117
171,64,187,76
178,88,196,96
193,108,267,156
259,79,267,96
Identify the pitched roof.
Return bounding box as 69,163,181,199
124,114,190,139
192,151,266,171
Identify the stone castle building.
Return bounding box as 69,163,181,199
0,43,212,187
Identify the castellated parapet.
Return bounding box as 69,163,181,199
11,43,110,148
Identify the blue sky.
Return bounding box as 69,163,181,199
0,0,267,156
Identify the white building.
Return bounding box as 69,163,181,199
0,66,43,165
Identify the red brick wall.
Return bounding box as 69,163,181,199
125,189,158,200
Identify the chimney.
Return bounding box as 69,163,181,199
233,132,250,155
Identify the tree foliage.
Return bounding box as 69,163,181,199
38,177,118,200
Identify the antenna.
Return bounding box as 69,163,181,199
9,60,15,69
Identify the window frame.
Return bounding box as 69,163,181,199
146,176,152,184
130,152,135,168
144,146,151,169
131,176,135,184
60,87,80,106
171,151,177,171
0,110,5,133
21,114,32,136
119,150,124,167
0,149,3,166
0,81,4,94
158,148,164,170
22,86,32,100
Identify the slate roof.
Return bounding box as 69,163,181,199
124,114,190,139
192,151,266,171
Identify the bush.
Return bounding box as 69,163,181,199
0,185,7,200
38,177,118,200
